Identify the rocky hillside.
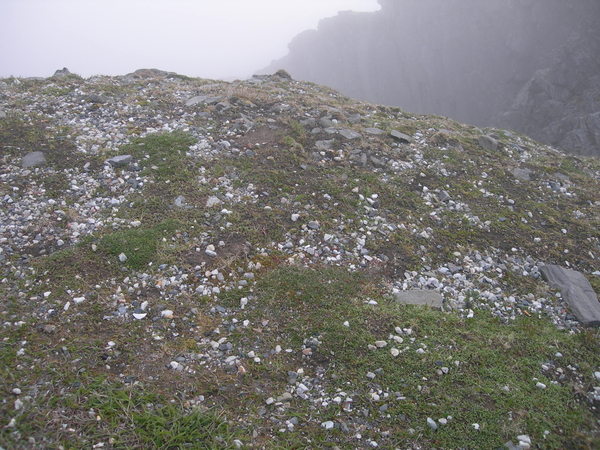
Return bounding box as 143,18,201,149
1,69,600,449
260,0,600,158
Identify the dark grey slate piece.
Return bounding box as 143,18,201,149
105,155,132,168
393,290,444,309
339,129,362,139
22,151,46,168
540,265,600,326
390,130,412,143
478,135,498,152
365,127,384,135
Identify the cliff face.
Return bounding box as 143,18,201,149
261,0,600,156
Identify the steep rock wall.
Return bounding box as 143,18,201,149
260,0,600,156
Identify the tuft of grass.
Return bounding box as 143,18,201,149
100,219,182,269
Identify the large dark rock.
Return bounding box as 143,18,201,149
260,0,600,157
540,265,600,327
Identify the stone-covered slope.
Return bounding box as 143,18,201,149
1,70,600,449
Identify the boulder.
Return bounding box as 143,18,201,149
22,151,46,168
513,168,533,181
53,67,71,77
478,135,498,152
540,265,600,327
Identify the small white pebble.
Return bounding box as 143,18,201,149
472,423,480,430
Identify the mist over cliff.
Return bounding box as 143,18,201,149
260,0,600,157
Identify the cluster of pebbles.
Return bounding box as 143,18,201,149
2,69,600,448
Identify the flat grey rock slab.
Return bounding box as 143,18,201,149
185,95,223,106
105,155,132,168
365,127,384,135
393,290,444,309
390,130,412,143
513,167,533,181
22,151,46,168
0,110,6,119
339,129,362,139
478,135,498,152
540,265,600,326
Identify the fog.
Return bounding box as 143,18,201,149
0,0,380,80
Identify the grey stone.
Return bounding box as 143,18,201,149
478,135,498,152
339,129,362,139
348,114,362,123
438,190,451,202
105,155,132,168
0,110,6,119
365,127,384,135
185,95,223,106
394,290,444,309
390,130,412,143
370,156,385,167
513,168,533,181
53,67,70,77
186,95,208,106
540,265,600,326
276,392,293,402
21,151,46,168
315,139,335,151
319,117,335,128
174,196,186,207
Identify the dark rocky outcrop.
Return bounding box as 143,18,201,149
497,26,600,157
260,0,600,157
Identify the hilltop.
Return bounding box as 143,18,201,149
1,69,600,449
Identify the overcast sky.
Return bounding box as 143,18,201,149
0,0,380,80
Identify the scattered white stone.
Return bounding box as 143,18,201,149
343,320,350,327
472,423,480,430
427,417,438,430
132,313,147,320
375,340,387,348
160,310,174,318
322,421,335,430
73,297,86,304
390,348,400,357
536,382,547,389
15,399,23,410
118,253,127,262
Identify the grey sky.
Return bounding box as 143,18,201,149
0,0,380,80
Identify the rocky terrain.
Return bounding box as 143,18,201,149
260,0,600,158
1,68,600,449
